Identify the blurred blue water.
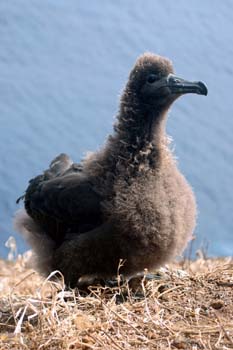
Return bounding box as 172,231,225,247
0,0,232,258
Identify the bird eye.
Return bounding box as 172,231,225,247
147,74,158,84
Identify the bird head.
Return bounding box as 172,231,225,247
126,53,208,113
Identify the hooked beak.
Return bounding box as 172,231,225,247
165,74,208,96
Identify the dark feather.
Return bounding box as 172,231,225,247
24,173,103,246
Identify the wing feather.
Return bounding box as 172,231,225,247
25,173,103,245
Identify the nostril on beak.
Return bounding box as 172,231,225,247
167,74,181,85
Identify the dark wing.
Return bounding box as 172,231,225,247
25,173,104,246
16,153,80,203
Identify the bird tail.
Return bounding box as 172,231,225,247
14,209,55,276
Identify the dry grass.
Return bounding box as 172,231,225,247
0,253,233,350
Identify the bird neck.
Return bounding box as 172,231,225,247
107,95,169,176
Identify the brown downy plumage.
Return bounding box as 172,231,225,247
14,53,207,287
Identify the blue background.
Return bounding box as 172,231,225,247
0,1,232,257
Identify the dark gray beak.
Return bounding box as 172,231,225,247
166,74,208,96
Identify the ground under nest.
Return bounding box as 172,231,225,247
0,254,233,350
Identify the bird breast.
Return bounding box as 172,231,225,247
108,157,196,260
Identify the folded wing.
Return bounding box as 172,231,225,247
24,155,103,246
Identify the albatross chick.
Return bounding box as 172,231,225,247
15,53,208,287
